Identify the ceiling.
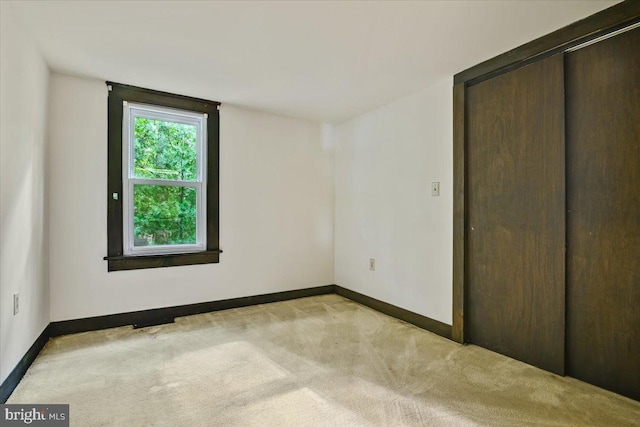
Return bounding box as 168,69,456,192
8,0,617,123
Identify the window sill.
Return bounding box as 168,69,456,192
104,250,222,272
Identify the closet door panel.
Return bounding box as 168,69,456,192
566,27,640,401
466,54,565,374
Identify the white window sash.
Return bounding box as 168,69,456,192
122,102,207,256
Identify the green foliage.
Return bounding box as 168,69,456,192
133,118,198,246
134,117,197,180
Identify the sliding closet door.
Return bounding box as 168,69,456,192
466,55,565,374
565,27,640,400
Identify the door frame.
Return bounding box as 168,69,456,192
451,1,640,344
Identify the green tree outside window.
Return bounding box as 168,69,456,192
133,118,198,246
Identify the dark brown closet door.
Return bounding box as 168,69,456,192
566,27,640,401
466,55,566,374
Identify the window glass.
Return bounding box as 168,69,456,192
133,184,197,246
133,117,198,181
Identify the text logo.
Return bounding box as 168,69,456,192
1,405,69,426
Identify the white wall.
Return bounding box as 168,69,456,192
0,3,51,383
48,74,334,321
333,78,453,325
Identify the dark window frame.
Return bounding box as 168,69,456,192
105,82,221,271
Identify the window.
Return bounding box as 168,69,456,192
105,82,221,271
123,103,206,255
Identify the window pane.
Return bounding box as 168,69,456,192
134,117,197,181
133,185,197,246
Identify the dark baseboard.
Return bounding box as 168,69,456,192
335,285,453,339
2,283,453,403
49,285,335,337
48,284,452,340
0,325,50,403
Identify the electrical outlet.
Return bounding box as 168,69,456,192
369,258,375,271
13,292,19,315
431,182,440,196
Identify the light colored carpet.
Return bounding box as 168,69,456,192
8,294,640,426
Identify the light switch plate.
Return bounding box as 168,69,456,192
431,182,440,196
